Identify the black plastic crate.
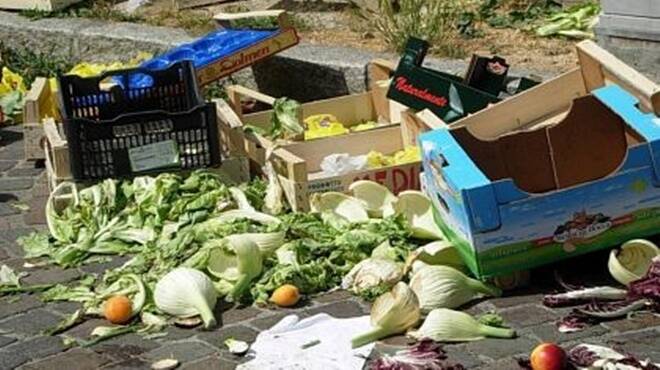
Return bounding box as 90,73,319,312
57,61,221,181
59,61,203,120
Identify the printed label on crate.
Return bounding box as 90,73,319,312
129,140,180,172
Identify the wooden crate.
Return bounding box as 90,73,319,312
23,77,59,161
43,103,250,192
218,86,441,211
0,0,83,11
220,59,398,167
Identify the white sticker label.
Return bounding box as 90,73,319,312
129,140,180,172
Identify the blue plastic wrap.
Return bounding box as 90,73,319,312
130,28,277,87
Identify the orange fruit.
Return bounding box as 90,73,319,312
104,295,133,324
269,284,300,307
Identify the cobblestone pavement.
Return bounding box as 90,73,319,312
0,125,658,370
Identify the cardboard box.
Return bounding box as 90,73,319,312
418,41,660,278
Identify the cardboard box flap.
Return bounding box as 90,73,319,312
449,88,643,196
420,129,501,232
548,94,630,188
591,85,660,181
576,41,660,116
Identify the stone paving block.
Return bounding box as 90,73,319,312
92,334,160,363
221,305,263,326
101,357,152,369
98,333,161,351
248,312,291,331
0,160,17,172
20,348,110,370
0,178,33,191
312,289,353,303
0,202,20,217
23,196,47,225
160,326,197,342
0,239,24,258
444,344,485,368
7,167,44,178
0,308,62,335
0,227,41,243
30,183,49,198
0,335,16,348
49,301,83,316
474,357,523,370
197,325,259,360
489,291,546,309
605,329,660,361
63,318,108,340
602,312,660,333
22,266,81,286
0,149,24,161
80,256,131,275
182,355,237,370
499,305,558,328
0,336,65,369
0,295,44,319
462,335,539,360
523,322,608,344
303,299,369,318
143,340,218,364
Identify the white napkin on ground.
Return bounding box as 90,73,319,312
238,313,374,370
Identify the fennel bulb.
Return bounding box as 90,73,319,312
409,265,501,313
154,268,218,329
342,258,403,294
349,180,397,217
207,235,263,300
408,308,515,342
608,239,659,286
351,282,420,348
394,191,444,240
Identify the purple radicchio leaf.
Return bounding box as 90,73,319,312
568,344,660,370
576,299,651,318
568,344,601,367
557,310,599,333
543,286,627,308
628,257,660,303
368,339,465,370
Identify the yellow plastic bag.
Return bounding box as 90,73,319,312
351,121,379,132
366,146,421,169
48,52,153,94
304,114,349,140
0,67,27,95
392,146,421,165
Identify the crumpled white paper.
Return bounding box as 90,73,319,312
238,313,374,370
320,153,368,177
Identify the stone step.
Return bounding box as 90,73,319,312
596,13,660,42
601,0,660,19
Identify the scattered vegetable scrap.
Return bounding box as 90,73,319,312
368,339,466,370
543,246,660,333
11,170,467,346
536,2,600,39
408,308,515,342
519,343,660,370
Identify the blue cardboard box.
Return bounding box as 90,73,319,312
418,41,660,278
